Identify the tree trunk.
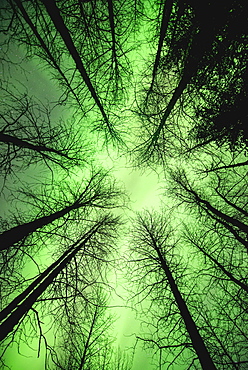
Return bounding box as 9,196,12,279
0,132,72,160
193,241,248,293
0,203,80,251
41,0,113,134
12,0,83,109
154,246,217,370
195,192,248,234
145,0,174,103
107,0,118,68
0,219,103,342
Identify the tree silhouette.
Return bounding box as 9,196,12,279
129,210,217,370
7,0,85,110
0,213,121,366
169,169,248,253
136,0,248,161
51,288,132,370
0,169,123,252
0,85,87,181
0,0,247,368
2,0,134,141
183,225,248,294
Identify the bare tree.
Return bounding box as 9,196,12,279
0,168,124,252
0,212,121,367
0,85,88,180
135,0,248,162
50,288,130,370
183,225,248,294
3,0,134,141
169,169,248,253
129,210,217,370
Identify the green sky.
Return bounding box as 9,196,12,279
1,1,247,370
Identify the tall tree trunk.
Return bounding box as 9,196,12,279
205,210,248,253
12,0,83,110
215,188,248,218
190,188,248,234
107,0,118,72
41,0,114,135
154,246,217,370
145,0,174,104
0,219,104,342
0,132,72,160
0,202,81,251
148,3,236,151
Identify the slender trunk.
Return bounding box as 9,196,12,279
206,160,248,173
215,189,248,218
203,315,239,369
154,246,217,370
79,306,98,370
148,5,234,150
12,0,83,109
197,194,248,234
145,0,174,104
205,210,248,253
194,242,248,293
107,0,118,69
148,70,191,149
0,132,72,160
0,220,103,342
183,185,248,235
0,203,80,251
41,0,113,134
148,26,212,149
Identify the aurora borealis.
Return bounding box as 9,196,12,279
0,1,248,369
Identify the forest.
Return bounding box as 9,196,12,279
0,0,247,369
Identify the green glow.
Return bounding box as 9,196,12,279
0,1,247,369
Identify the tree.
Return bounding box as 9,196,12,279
0,168,124,252
165,167,248,367
2,0,135,141
135,0,248,161
1,0,247,368
190,65,248,152
51,288,132,370
0,85,88,181
129,210,217,370
169,169,248,253
183,225,248,294
144,0,174,106
0,0,84,110
0,212,121,367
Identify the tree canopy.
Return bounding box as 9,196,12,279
0,0,247,369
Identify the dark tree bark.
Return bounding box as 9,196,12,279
145,0,174,105
12,0,84,110
152,237,216,370
0,132,73,160
0,170,122,251
0,214,119,340
0,215,113,342
132,212,217,370
172,170,248,235
41,0,115,137
202,160,248,173
0,203,81,251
